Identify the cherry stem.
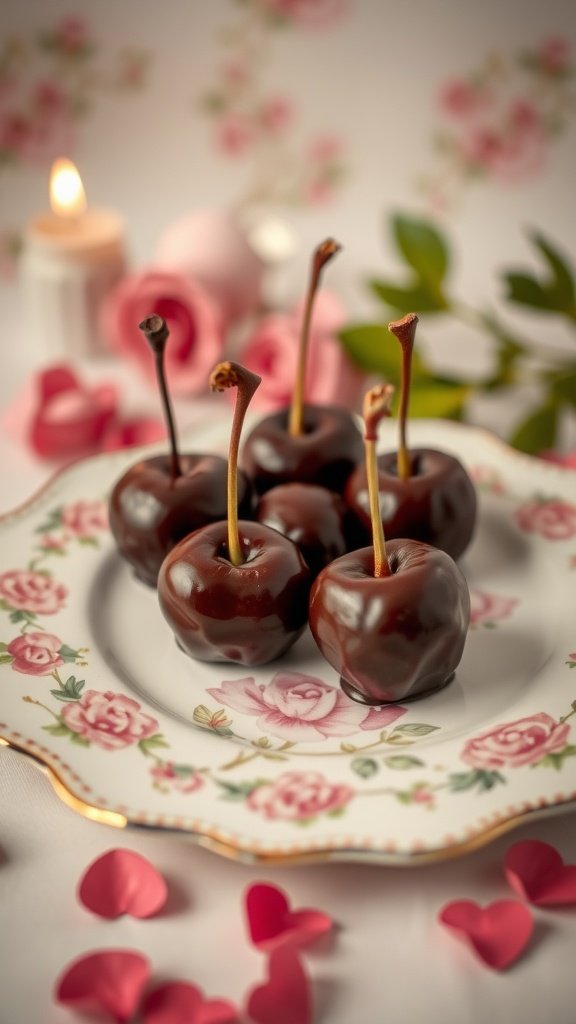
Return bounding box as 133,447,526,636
388,313,419,481
288,238,341,438
139,314,181,480
210,361,261,567
363,384,394,578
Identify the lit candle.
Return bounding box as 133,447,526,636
20,158,126,357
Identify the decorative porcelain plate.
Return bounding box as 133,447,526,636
1,419,575,865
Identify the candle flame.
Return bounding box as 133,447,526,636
49,158,87,218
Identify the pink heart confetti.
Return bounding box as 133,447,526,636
505,839,576,906
141,981,239,1024
245,882,333,952
78,848,168,919
439,899,533,970
246,948,312,1024
55,949,150,1023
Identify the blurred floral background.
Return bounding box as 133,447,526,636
0,0,575,463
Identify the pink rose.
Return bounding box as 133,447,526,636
469,590,518,628
0,570,67,615
101,416,166,452
260,0,348,29
439,79,490,118
155,209,265,322
542,450,576,469
538,37,571,74
308,135,344,163
54,16,90,54
207,672,405,742
150,762,204,794
461,713,570,769
259,97,293,134
248,771,353,821
103,269,224,396
515,499,576,540
7,632,64,675
215,111,258,156
61,690,159,751
61,500,108,539
238,290,364,412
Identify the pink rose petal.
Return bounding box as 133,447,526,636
246,948,312,1024
246,882,333,952
102,415,166,451
142,981,239,1024
78,848,167,919
55,949,150,1023
504,840,576,906
439,899,533,970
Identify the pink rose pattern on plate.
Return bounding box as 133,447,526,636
421,36,574,209
2,490,576,822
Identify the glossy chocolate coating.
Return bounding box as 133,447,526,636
158,520,311,666
241,404,363,495
309,539,470,705
109,454,253,587
257,482,351,579
345,448,477,560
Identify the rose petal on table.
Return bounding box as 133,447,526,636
78,848,168,919
438,899,533,970
55,949,150,1022
245,882,333,952
102,415,166,451
504,839,576,906
141,981,239,1024
31,364,118,459
246,949,312,1024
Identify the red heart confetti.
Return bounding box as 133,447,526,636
246,948,312,1024
245,882,333,952
141,981,239,1024
439,899,533,970
78,848,168,919
504,840,576,906
55,949,150,1023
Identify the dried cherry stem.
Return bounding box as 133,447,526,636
210,361,261,566
388,313,419,481
288,237,341,438
139,314,181,480
363,384,394,578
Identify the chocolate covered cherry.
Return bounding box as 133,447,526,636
108,316,252,587
158,361,311,667
257,482,350,578
345,447,477,561
310,384,470,705
241,238,362,494
309,539,470,704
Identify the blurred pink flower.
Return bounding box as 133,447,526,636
440,79,490,118
102,416,166,452
221,61,250,88
215,111,258,155
33,80,66,114
54,16,91,55
7,632,64,676
260,0,349,29
259,97,293,134
542,450,576,469
537,36,571,74
305,178,336,205
470,589,518,628
103,269,224,396
155,209,265,322
238,289,364,411
150,762,204,794
308,134,344,162
61,500,108,539
248,771,353,821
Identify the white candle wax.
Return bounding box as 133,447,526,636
20,165,126,358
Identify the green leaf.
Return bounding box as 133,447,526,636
394,723,440,737
351,757,379,779
550,370,576,409
78,537,98,547
138,733,170,755
70,732,90,747
0,653,13,664
504,273,552,310
530,230,576,311
42,722,71,737
533,744,576,770
9,610,29,624
0,641,8,650
448,769,505,792
370,279,447,314
383,755,425,770
338,323,427,379
509,402,559,455
59,644,81,663
215,778,266,800
409,380,470,420
393,213,450,289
